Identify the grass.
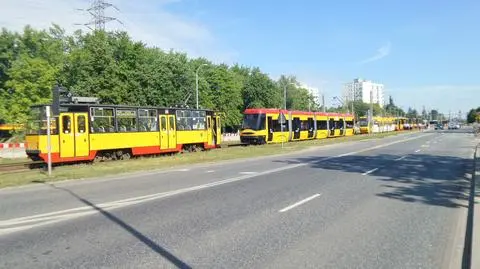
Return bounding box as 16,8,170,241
0,131,414,188
0,157,29,164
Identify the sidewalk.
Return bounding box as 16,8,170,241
0,147,27,159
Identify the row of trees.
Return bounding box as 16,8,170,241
327,95,443,122
467,107,480,123
0,25,444,130
0,25,321,129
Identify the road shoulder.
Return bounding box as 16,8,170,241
472,144,480,269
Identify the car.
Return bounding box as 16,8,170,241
435,124,443,130
448,123,460,130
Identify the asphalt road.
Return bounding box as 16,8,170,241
0,130,476,269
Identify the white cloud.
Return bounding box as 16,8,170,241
358,42,391,64
0,0,237,63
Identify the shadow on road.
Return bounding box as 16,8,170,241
275,153,471,208
46,184,192,269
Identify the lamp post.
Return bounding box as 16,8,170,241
283,81,296,110
195,63,208,109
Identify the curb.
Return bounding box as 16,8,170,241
0,143,27,149
463,143,479,269
471,144,480,269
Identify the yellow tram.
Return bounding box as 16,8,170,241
240,108,354,145
25,88,222,164
358,116,406,134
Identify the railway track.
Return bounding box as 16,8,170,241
0,161,43,173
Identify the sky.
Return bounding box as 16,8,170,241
2,0,480,115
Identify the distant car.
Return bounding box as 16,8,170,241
448,123,460,130
435,124,443,130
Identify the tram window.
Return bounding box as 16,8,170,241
197,117,206,129
300,120,309,131
169,116,175,131
91,107,115,133
176,109,207,130
308,118,314,130
139,109,157,132
329,119,335,129
317,120,328,130
271,120,284,132
292,118,301,131
346,121,354,128
62,115,71,134
161,117,167,131
78,115,86,133
338,119,345,129
116,109,137,132
191,118,198,129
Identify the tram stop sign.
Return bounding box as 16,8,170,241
278,113,286,124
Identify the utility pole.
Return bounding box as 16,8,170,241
322,94,326,112
76,0,123,31
46,106,52,176
369,89,373,134
283,81,295,110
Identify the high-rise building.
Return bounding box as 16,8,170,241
299,82,322,104
342,78,385,107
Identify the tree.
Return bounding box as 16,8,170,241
202,63,243,128
242,67,281,110
421,107,427,120
467,108,480,123
406,107,418,119
0,24,425,132
349,101,370,117
0,25,64,123
430,109,439,121
383,95,405,117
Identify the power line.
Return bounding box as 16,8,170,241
75,0,123,31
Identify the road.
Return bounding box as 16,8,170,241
0,130,476,269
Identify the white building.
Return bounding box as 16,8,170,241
299,82,322,104
342,78,384,107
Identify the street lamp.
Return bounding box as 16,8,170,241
283,82,296,110
195,63,208,109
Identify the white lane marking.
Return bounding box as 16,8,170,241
0,133,432,235
279,194,321,213
394,156,407,161
415,149,421,153
0,163,307,234
206,170,215,173
362,168,379,176
239,172,257,175
421,144,429,148
175,168,190,172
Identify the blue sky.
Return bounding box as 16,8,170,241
3,0,480,115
